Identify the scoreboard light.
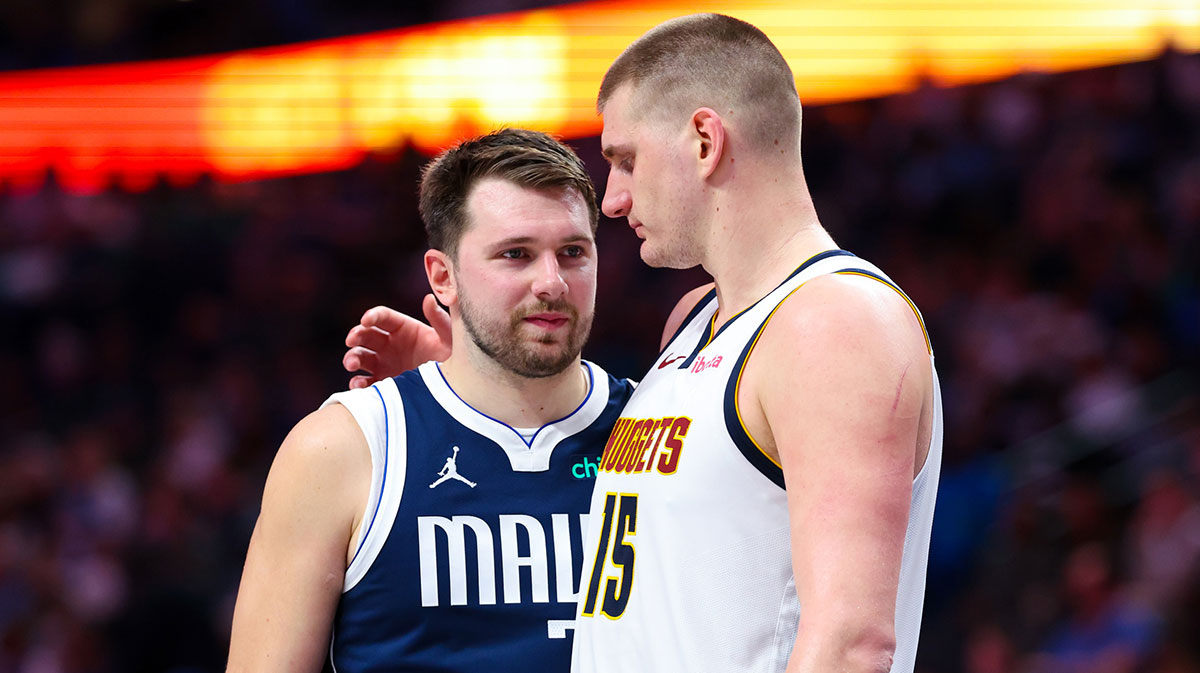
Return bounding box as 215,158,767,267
0,0,1196,193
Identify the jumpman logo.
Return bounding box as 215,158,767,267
429,446,477,489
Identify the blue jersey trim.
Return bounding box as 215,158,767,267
717,250,861,489
677,312,717,370
836,268,895,288
660,287,717,356
723,321,787,489
680,249,855,370
347,384,389,567
434,362,596,448
834,268,933,353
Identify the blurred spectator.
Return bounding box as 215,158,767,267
1026,543,1159,673
963,624,1017,673
1126,471,1200,609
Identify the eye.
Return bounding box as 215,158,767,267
619,158,634,173
561,245,585,259
500,249,527,260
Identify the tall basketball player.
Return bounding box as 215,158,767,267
227,129,634,672
345,15,943,673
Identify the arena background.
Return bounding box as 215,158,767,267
1,1,1198,671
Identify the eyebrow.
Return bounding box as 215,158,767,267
601,144,632,161
494,234,594,247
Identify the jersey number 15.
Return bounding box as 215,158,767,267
581,492,637,619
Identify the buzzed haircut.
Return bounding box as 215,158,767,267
419,128,599,257
598,13,802,157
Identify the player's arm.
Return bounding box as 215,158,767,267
745,275,932,673
227,404,371,673
659,283,715,350
343,294,453,388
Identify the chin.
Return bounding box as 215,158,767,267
638,241,669,268
639,242,696,270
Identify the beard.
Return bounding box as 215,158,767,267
458,289,593,379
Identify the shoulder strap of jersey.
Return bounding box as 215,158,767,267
321,377,409,591
826,261,933,356
720,250,933,488
660,286,719,355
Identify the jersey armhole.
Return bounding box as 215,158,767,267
322,379,409,592
723,268,935,490
721,284,812,490
833,269,932,355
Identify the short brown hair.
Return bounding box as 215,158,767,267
418,128,598,257
598,14,801,156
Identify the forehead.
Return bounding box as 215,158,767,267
462,177,593,244
600,84,638,151
601,84,682,160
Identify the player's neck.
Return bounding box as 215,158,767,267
438,347,590,428
702,176,835,327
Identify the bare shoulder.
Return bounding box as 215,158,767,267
741,271,932,460
263,403,371,516
755,272,928,372
660,283,716,351
276,404,367,471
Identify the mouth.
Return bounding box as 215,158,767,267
629,220,645,239
523,313,570,330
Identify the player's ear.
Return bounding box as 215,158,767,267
425,249,457,309
691,107,725,179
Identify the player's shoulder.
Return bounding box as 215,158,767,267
260,402,371,524
757,270,928,371
783,270,920,333
284,378,412,479
278,402,368,471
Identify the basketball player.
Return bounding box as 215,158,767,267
344,14,942,673
227,129,634,672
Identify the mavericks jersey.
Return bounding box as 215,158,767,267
571,250,943,673
322,360,634,672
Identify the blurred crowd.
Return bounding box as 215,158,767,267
1,47,1198,673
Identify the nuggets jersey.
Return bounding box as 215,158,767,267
321,360,634,672
571,250,943,673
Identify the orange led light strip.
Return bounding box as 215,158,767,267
0,0,1196,193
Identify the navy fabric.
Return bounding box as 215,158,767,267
331,368,634,672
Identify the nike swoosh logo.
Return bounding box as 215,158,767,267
658,354,687,369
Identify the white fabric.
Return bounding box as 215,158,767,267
321,378,408,592
571,255,942,673
420,361,612,472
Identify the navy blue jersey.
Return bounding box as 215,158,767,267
319,360,634,672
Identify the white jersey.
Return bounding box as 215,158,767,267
571,250,943,673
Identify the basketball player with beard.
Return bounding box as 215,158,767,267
343,14,943,673
227,129,634,673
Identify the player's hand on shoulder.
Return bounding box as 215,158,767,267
343,294,453,388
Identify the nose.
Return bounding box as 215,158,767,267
602,169,631,219
532,254,568,301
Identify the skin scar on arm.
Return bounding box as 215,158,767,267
891,362,911,417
